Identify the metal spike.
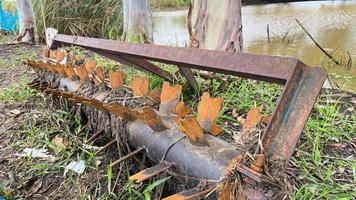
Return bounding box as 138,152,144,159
175,116,208,146
159,82,182,115
64,65,76,80
130,76,149,97
135,107,167,132
197,92,223,136
147,87,161,106
93,67,104,86
108,70,126,90
76,65,88,81
84,58,96,71
174,101,191,118
130,162,173,183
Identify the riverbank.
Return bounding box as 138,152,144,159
151,0,321,10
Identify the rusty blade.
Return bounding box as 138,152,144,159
49,49,65,62
159,82,182,115
175,116,208,146
105,102,137,121
130,76,149,97
93,67,104,86
243,107,261,131
130,162,173,183
135,107,168,132
63,65,76,80
197,92,223,135
108,70,126,90
76,65,88,81
174,101,192,118
147,87,161,106
163,188,212,200
84,58,96,71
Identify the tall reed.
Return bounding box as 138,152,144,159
33,0,123,41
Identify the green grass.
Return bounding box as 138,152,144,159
0,75,39,102
292,93,356,199
0,33,16,44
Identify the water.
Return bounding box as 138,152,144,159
152,1,356,91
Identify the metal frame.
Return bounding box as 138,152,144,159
51,34,327,167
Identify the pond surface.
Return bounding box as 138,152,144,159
152,1,356,91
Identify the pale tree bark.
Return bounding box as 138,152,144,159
188,0,243,52
122,0,153,43
16,0,36,43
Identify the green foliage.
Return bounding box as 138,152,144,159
0,75,39,102
33,0,123,41
119,175,171,200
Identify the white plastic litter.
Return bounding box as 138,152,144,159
15,148,52,158
64,160,86,176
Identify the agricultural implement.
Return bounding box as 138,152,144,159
25,28,327,199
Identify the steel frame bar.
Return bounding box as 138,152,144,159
52,34,327,166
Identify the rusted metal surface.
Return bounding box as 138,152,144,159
89,48,174,82
130,162,174,183
159,82,182,115
84,58,96,71
175,116,208,146
108,70,126,90
51,33,327,166
93,67,104,86
197,92,223,135
130,76,149,97
163,188,212,200
27,31,328,198
174,101,192,118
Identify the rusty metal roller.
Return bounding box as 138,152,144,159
25,29,327,200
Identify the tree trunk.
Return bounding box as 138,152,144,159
16,0,36,43
122,0,153,43
188,0,243,52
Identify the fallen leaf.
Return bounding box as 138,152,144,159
26,178,43,198
242,107,261,131
50,136,69,154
